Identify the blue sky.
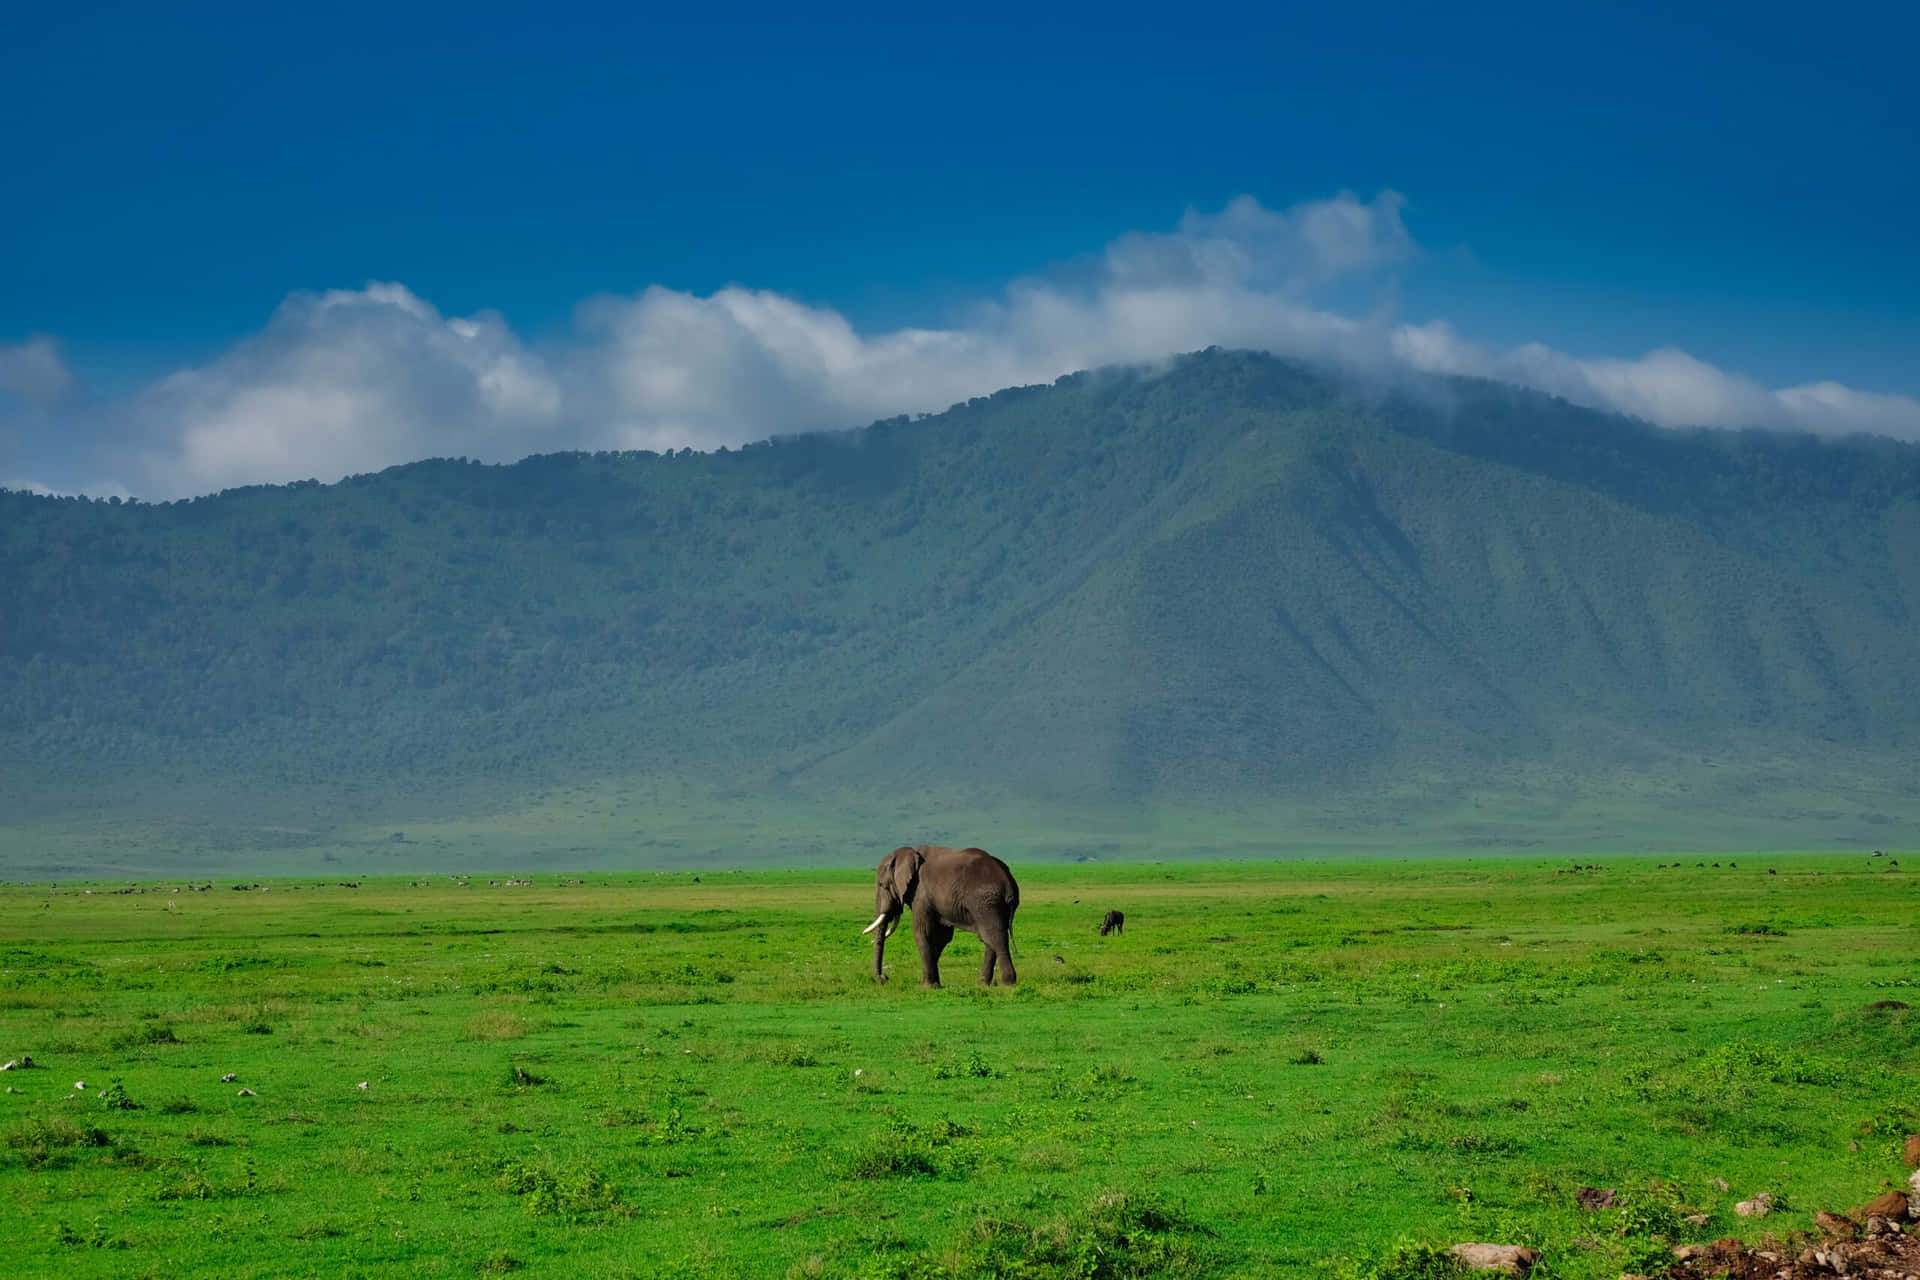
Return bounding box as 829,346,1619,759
3,0,1916,496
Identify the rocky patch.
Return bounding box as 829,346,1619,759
1664,1178,1917,1279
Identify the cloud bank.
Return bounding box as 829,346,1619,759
6,190,1918,499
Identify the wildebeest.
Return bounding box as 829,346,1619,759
1099,909,1124,936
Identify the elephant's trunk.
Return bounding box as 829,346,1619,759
870,910,901,980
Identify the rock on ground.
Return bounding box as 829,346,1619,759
1860,1189,1912,1221
1448,1243,1540,1275
1812,1211,1856,1239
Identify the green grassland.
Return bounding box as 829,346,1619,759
2,855,1916,1277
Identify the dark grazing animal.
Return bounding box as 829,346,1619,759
1099,909,1124,936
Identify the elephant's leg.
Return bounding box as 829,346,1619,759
915,916,953,987
929,923,954,986
977,917,1016,986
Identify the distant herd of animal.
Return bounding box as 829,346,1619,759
861,844,1123,988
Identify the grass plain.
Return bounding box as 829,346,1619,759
1,854,1916,1278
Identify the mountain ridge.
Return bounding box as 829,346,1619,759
4,349,1918,872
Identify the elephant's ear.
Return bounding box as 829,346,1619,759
886,846,922,901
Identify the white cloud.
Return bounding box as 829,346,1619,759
1099,190,1415,292
129,284,564,495
565,190,1419,456
12,191,1920,498
1775,381,1920,437
0,335,74,406
1393,324,1920,438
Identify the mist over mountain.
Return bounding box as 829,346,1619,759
5,349,1918,875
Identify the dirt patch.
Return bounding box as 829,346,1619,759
1661,1182,1917,1279
1575,1186,1619,1211
1664,1228,1920,1277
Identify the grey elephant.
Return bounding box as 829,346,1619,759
863,845,1019,986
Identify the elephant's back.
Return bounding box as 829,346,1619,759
921,845,1019,910
966,847,1019,913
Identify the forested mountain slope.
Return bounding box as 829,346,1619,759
4,350,1917,871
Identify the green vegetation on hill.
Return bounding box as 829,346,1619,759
3,350,1919,872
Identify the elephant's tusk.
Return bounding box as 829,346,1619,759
884,917,898,939
862,912,889,936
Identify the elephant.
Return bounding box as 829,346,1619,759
863,845,1019,987
1099,909,1124,936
